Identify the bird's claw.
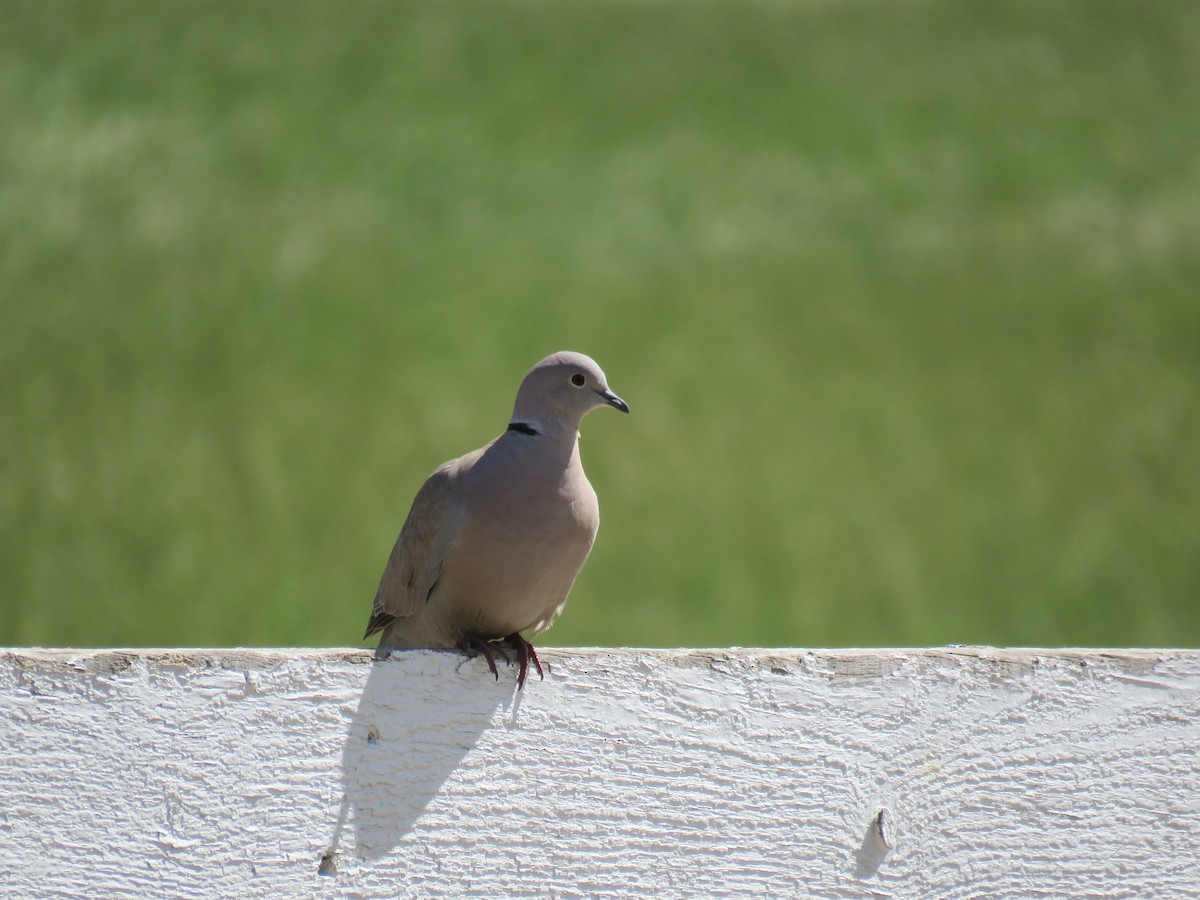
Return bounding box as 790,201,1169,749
457,632,504,680
503,632,544,689
457,632,543,689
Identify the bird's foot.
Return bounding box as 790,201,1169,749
502,632,544,689
457,632,510,680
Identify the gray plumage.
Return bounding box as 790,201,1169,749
364,351,628,682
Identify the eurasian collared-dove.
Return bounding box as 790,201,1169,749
364,351,628,686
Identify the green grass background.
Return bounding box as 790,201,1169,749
2,0,1197,649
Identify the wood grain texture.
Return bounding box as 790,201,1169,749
2,648,1198,898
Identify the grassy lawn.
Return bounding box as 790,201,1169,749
2,0,1197,649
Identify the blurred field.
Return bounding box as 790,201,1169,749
2,0,1198,649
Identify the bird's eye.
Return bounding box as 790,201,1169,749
571,373,586,387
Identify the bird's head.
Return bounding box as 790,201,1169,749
510,351,629,434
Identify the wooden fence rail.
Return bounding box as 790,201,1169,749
2,647,1198,897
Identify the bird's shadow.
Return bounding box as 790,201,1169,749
321,649,514,871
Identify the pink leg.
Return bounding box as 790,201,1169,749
457,632,510,680
503,633,544,689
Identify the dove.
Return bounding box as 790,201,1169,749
364,351,629,687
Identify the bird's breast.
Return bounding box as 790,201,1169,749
436,461,598,637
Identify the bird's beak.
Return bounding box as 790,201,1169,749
598,388,629,413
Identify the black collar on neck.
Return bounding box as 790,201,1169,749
506,421,540,437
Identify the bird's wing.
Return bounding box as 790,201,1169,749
363,460,468,639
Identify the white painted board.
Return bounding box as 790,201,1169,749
1,648,1198,898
